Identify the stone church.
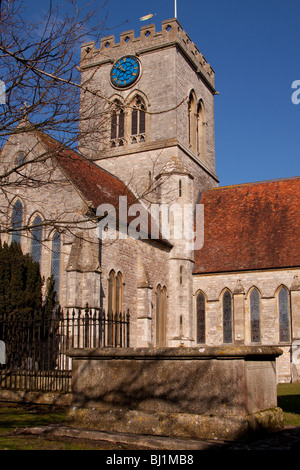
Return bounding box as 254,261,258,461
1,18,299,383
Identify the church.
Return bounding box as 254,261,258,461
1,18,299,383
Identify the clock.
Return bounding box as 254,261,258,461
110,56,140,89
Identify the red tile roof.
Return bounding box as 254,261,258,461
36,131,170,246
193,177,300,274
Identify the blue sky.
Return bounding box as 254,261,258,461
25,0,300,187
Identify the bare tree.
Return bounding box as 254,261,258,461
0,0,183,247
0,0,111,145
0,0,116,238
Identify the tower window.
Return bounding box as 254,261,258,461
131,97,146,140
111,101,125,146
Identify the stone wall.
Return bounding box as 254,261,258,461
192,269,300,382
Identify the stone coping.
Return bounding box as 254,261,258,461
66,345,283,360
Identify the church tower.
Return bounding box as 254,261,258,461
78,18,219,203
78,18,219,346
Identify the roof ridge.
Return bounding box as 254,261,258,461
203,176,300,193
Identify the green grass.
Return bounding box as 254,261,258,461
0,383,299,449
0,403,141,450
277,382,300,426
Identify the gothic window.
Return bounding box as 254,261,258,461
278,287,290,342
223,290,233,343
131,97,146,142
196,100,206,158
108,270,116,315
30,215,42,265
188,91,197,152
156,285,167,347
250,289,261,342
111,101,125,147
108,270,123,346
116,272,123,314
196,291,205,344
108,270,123,312
11,200,23,244
51,231,61,297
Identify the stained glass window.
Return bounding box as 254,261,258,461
11,200,23,244
51,231,61,296
30,215,42,265
279,287,290,342
250,289,260,342
196,291,205,344
223,290,233,343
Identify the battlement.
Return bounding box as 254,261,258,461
80,18,215,89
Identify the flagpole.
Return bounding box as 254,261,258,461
174,0,177,18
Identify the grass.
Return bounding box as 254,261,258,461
277,382,300,426
0,402,142,450
0,383,299,450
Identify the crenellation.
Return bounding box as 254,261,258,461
80,18,214,87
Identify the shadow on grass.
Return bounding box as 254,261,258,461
0,403,66,432
277,394,300,415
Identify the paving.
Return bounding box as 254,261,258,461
15,423,300,451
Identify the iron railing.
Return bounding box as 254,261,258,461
0,304,130,392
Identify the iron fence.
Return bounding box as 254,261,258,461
0,304,130,392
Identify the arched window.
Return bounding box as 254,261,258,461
30,215,42,265
108,270,116,315
196,291,205,344
278,287,290,342
111,101,125,146
250,289,261,342
156,285,167,347
116,272,123,314
11,200,23,244
196,100,206,158
223,289,233,343
107,270,123,346
188,91,197,152
131,97,146,141
51,231,61,297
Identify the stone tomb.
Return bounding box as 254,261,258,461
66,346,284,441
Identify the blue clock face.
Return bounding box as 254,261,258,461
111,56,140,89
